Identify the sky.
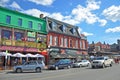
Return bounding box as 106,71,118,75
0,0,120,44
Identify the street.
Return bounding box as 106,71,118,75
0,64,120,80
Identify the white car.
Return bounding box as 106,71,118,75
91,56,112,68
73,60,91,68
13,60,45,73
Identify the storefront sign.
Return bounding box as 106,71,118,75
27,32,35,37
0,46,38,52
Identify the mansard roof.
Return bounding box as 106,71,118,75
45,16,80,38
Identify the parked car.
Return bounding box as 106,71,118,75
48,59,72,70
91,56,112,68
13,60,45,73
72,60,91,68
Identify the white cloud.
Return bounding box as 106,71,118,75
23,8,50,17
9,2,22,10
82,32,93,36
102,5,120,22
50,13,64,21
78,27,82,34
77,27,93,36
86,0,101,10
105,26,120,33
98,19,107,26
28,0,55,6
0,0,9,7
71,0,107,26
23,0,107,26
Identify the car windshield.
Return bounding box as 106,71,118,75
75,61,82,63
94,57,104,60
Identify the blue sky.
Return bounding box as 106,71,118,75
0,0,120,44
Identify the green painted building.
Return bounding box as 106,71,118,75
0,7,48,69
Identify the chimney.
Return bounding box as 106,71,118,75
40,14,44,18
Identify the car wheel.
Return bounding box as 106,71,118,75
110,64,112,67
36,67,41,72
55,66,59,70
67,65,71,69
79,64,82,68
92,66,95,69
102,64,105,68
16,68,22,73
87,63,90,67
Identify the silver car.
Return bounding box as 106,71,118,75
13,60,45,73
73,60,91,68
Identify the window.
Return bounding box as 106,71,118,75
18,18,22,26
54,36,58,46
82,41,85,49
6,15,11,24
63,25,66,32
70,28,75,34
28,21,32,28
2,30,12,39
14,32,23,40
49,35,52,45
52,21,57,30
76,40,78,48
70,39,72,47
60,37,63,47
64,38,68,47
80,40,82,49
38,23,42,30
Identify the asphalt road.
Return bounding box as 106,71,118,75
0,64,120,80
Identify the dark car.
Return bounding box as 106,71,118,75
48,59,72,70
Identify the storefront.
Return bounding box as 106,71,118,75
48,47,88,64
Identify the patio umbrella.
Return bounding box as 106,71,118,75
12,53,25,57
0,52,12,56
25,53,35,57
25,53,35,62
34,54,44,57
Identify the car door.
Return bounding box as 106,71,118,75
22,62,30,71
81,60,86,66
59,61,65,68
28,61,37,70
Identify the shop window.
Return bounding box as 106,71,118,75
18,18,22,26
28,21,32,29
6,15,11,24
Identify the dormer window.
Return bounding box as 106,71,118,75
63,25,66,32
70,28,75,34
52,21,57,30
49,22,52,29
59,24,67,32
